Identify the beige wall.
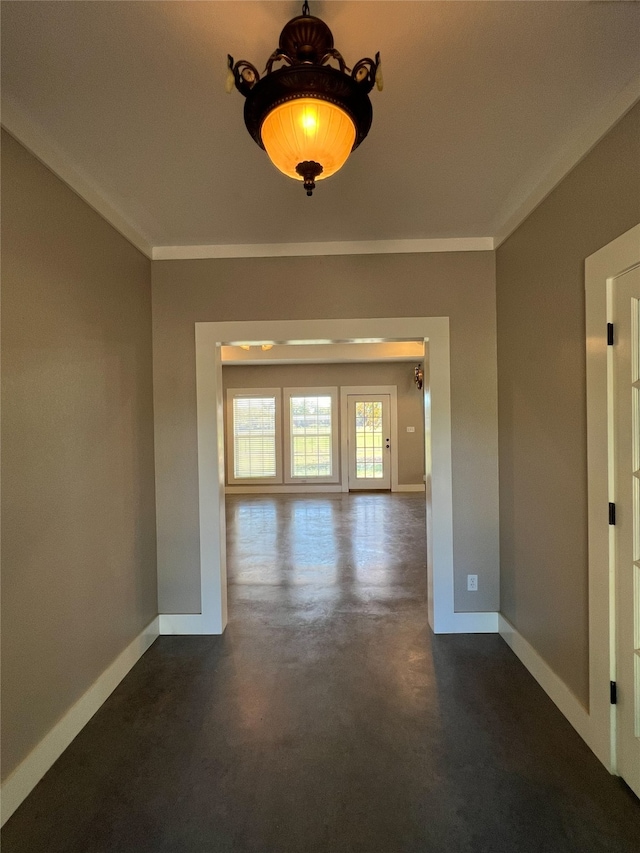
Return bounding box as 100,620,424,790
223,361,426,487
1,132,158,780
152,250,500,614
496,102,640,707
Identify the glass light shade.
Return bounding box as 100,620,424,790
261,98,356,182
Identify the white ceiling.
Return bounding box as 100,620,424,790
2,1,639,256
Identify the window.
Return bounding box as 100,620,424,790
284,387,339,483
226,388,282,484
291,395,332,477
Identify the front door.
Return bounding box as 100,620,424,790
347,394,391,490
614,264,640,799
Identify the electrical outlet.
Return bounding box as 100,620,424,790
467,574,478,592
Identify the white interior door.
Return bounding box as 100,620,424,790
614,264,640,799
347,394,391,490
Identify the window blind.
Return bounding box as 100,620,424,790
232,396,277,479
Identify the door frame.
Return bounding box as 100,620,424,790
585,222,640,773
340,386,399,492
179,316,498,638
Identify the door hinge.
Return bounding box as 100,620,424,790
610,681,617,705
609,502,616,525
607,323,614,346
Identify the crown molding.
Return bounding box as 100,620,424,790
4,70,638,260
492,73,640,248
152,237,494,261
1,99,154,258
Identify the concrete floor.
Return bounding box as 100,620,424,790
3,493,639,852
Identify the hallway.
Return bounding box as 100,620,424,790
3,494,639,852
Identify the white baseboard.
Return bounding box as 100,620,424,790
225,484,342,494
498,615,591,746
0,617,160,826
225,484,425,495
158,612,224,635
434,611,499,633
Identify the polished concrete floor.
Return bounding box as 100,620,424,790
3,493,640,852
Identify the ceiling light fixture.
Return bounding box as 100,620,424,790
227,1,382,196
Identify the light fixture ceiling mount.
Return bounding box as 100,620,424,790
227,1,382,195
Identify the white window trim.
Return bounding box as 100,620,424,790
226,387,283,485
283,386,339,484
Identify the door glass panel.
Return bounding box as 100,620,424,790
614,270,640,797
355,401,384,479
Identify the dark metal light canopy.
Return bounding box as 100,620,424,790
227,1,382,195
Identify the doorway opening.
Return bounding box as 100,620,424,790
181,317,497,639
